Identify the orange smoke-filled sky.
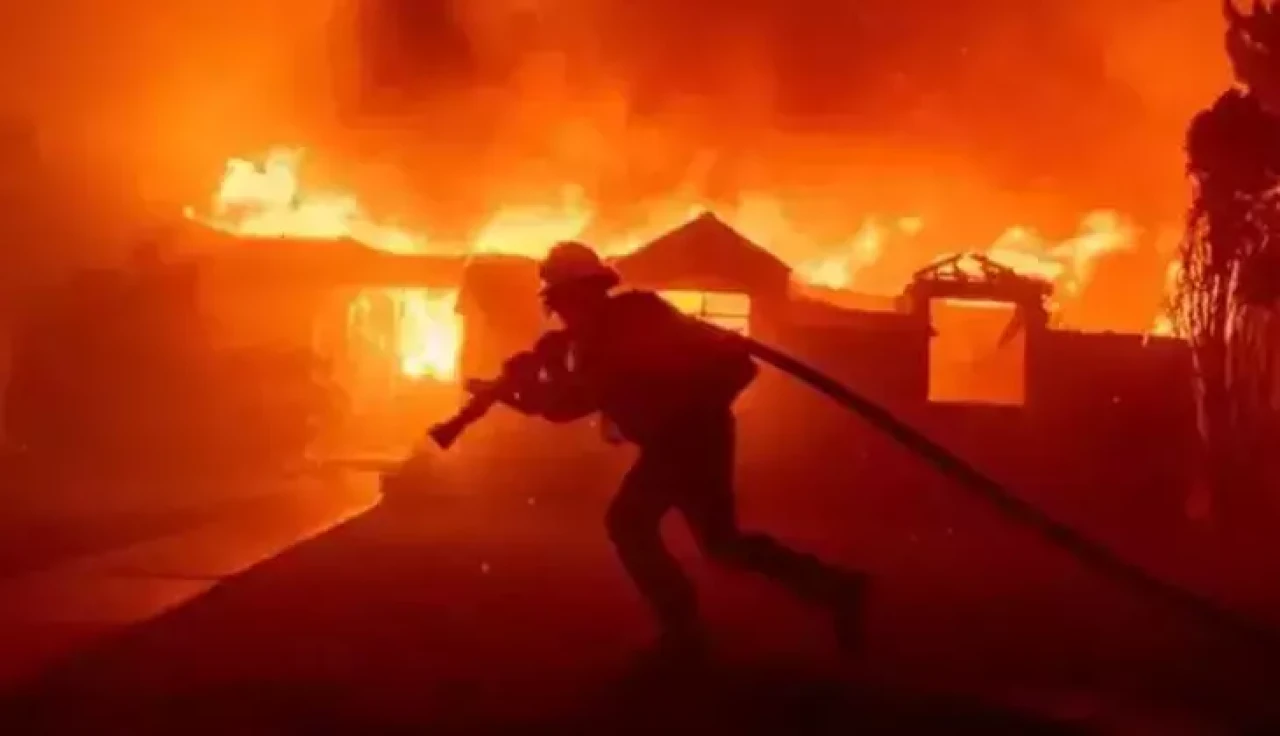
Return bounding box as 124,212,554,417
326,0,1232,233
0,0,1235,276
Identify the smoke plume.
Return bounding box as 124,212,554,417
329,0,1231,235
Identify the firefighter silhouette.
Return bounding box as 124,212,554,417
490,241,869,663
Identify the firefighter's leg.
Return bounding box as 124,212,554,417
677,426,869,650
605,455,700,640
681,479,858,603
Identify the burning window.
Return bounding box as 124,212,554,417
927,299,1025,407
659,291,751,335
345,288,463,382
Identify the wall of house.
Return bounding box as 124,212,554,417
1024,331,1197,523
732,297,1200,534
187,233,1202,530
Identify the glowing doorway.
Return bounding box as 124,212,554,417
927,299,1026,406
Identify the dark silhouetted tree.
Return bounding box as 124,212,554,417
1176,1,1280,522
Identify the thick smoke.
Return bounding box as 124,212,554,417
331,0,1230,239
0,0,1235,291
0,0,341,299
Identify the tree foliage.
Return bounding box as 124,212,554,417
1175,1,1280,515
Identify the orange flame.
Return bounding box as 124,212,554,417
393,289,463,381
186,146,1176,379
793,217,915,290
345,288,463,382
792,210,1139,305
187,147,427,253
1148,259,1184,338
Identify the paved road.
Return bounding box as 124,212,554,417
0,476,377,688
1,469,1276,733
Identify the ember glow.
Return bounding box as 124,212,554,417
187,146,1180,380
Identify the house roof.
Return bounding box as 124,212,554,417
613,212,792,295
906,252,1052,307
191,229,469,289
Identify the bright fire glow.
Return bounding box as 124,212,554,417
393,290,463,381
187,146,1178,378
188,148,427,254
1147,259,1184,338
794,217,905,290
346,288,463,382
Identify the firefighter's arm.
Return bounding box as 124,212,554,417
523,376,598,423
474,372,597,422
464,350,540,415
539,393,598,423
467,378,540,416
526,330,597,421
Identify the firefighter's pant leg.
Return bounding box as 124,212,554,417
606,456,696,634
666,417,861,606
681,488,856,605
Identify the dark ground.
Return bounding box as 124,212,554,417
0,452,325,578
0,487,299,579
1,458,1277,735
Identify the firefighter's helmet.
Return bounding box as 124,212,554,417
538,241,620,295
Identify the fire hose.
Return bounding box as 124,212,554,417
425,332,1280,654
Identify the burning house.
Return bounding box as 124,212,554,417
174,147,1196,520
183,228,467,456
613,212,790,337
